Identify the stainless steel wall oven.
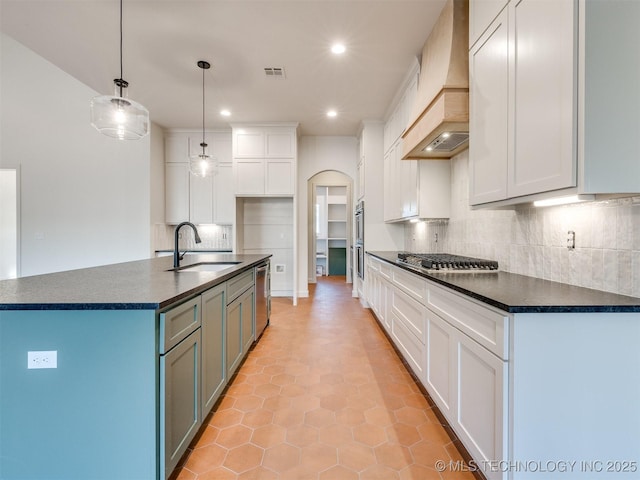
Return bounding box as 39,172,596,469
355,201,364,279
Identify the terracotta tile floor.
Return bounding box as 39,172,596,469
172,276,475,480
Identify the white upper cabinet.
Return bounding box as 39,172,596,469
165,131,234,225
232,124,297,196
469,0,508,48
509,0,576,198
233,130,264,158
383,63,450,222
469,0,640,207
165,162,190,224
265,129,296,158
469,7,509,205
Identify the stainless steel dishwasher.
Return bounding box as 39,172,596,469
255,260,270,338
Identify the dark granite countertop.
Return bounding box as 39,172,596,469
368,251,640,313
0,254,271,311
155,249,232,253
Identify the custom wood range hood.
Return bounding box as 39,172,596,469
402,0,469,160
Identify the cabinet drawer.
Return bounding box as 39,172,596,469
391,310,426,383
391,287,425,344
379,261,392,280
160,297,201,354
367,255,380,272
227,269,254,303
392,266,427,305
426,282,509,360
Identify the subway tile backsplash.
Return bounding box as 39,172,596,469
405,150,640,297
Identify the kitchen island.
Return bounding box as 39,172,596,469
367,252,640,480
0,253,270,480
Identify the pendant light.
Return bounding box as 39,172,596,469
190,60,217,178
90,0,149,140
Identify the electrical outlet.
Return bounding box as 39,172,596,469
434,233,439,243
567,230,576,250
275,264,285,273
28,351,57,369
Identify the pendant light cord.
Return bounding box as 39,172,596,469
202,65,206,155
120,0,124,94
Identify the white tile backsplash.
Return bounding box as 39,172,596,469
405,151,640,297
153,223,233,251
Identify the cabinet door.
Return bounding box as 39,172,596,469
401,158,418,218
165,163,190,224
265,129,295,158
378,277,391,333
213,163,234,224
165,135,189,163
240,287,256,354
469,9,509,205
201,285,226,417
509,0,576,197
226,294,244,377
265,159,294,195
234,129,264,158
160,329,201,480
210,132,233,164
235,159,265,195
469,0,509,48
189,174,214,224
383,144,401,222
425,310,455,418
455,331,507,480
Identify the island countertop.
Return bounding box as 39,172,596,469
368,251,640,313
0,253,271,311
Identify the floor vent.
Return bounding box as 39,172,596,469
264,67,286,79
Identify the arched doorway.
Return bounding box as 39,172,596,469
307,171,353,285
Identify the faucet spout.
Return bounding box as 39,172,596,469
173,222,202,268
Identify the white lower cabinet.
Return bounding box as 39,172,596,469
455,329,507,480
425,310,454,418
368,254,640,480
368,254,508,480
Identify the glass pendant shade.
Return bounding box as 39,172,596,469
90,84,149,140
190,145,217,178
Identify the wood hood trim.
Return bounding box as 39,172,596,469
402,0,469,160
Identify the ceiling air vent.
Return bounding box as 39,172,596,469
423,132,469,153
264,67,286,79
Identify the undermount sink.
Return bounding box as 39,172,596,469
171,262,241,273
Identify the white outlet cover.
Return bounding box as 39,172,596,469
28,350,58,369
275,264,285,273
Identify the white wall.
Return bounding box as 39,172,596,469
297,136,358,297
406,150,640,297
0,34,151,276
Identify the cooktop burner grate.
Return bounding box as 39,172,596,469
397,252,499,271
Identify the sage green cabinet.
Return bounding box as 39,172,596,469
241,287,256,353
201,284,227,418
226,286,255,378
225,269,256,378
160,328,201,479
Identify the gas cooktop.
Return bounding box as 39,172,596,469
397,252,499,272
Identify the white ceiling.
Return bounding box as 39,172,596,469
1,0,446,136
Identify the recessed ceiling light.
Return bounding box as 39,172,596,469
331,43,346,55
220,109,231,117
327,110,337,118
